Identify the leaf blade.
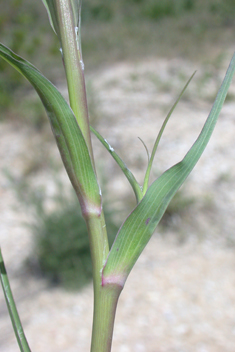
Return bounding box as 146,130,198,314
103,52,235,285
91,126,143,202
142,71,196,194
0,249,31,352
0,43,100,211
42,0,61,39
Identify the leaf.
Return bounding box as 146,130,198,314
142,71,196,195
71,0,81,28
91,126,143,203
0,44,100,211
41,0,61,39
0,249,31,352
42,0,81,47
138,137,150,163
102,52,235,286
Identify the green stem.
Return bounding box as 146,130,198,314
91,284,122,352
55,2,120,350
85,212,121,352
55,0,95,165
85,211,109,286
85,210,121,351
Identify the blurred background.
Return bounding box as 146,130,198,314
1,0,235,114
1,1,235,351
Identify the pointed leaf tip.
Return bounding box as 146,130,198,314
42,0,60,38
103,52,235,285
143,71,196,195
42,0,82,47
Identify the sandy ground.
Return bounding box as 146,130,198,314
1,53,235,351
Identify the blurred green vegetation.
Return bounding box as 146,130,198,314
0,0,58,111
30,195,118,290
1,0,235,119
9,174,119,290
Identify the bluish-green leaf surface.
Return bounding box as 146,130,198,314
0,44,100,211
103,52,235,285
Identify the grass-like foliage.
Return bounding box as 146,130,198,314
0,1,235,352
7,172,119,290
30,193,118,290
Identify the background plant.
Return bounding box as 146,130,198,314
8,175,119,290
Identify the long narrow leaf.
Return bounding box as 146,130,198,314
142,71,196,194
0,249,31,352
0,44,100,211
102,52,235,286
91,126,143,203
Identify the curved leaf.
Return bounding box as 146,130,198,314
142,71,196,194
91,126,143,202
102,52,235,286
0,44,100,212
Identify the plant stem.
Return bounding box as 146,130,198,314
85,207,122,351
85,211,122,352
55,2,121,350
91,284,122,352
55,0,95,165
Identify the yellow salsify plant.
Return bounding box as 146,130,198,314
1,1,235,352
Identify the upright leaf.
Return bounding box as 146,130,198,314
42,0,81,46
0,249,31,352
0,44,100,212
42,0,61,40
142,71,196,194
102,52,235,286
